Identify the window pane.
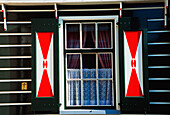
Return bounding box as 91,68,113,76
67,81,81,105
67,54,80,79
67,24,80,48
98,23,111,48
98,54,112,78
99,80,113,105
83,80,97,105
82,54,96,79
82,24,96,48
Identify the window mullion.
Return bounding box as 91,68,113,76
96,23,98,48
80,24,83,105
80,23,82,49
80,53,83,106
96,53,99,106
75,71,78,105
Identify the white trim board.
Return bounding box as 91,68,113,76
0,0,163,5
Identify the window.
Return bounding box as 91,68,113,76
65,22,114,107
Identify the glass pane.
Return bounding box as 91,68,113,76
83,69,96,79
83,80,97,105
67,81,81,105
99,80,113,105
67,24,80,48
98,54,112,78
98,23,111,48
82,54,96,79
82,24,96,48
67,54,80,79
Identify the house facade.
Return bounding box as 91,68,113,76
0,0,169,114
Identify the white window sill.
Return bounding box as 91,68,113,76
60,109,120,114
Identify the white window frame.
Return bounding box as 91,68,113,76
59,15,120,114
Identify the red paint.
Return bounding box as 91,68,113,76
166,6,168,9
4,29,6,31
2,10,4,12
43,60,48,68
37,32,53,97
37,32,53,59
125,31,141,58
131,59,136,68
4,17,5,19
37,69,53,97
126,69,143,96
125,31,143,97
120,8,122,10
55,9,56,12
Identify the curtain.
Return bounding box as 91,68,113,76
98,54,112,69
98,24,111,48
67,24,80,48
67,54,80,71
82,24,96,48
98,54,112,105
82,54,97,105
67,23,113,106
98,24,112,105
68,80,81,105
67,54,81,105
99,80,112,105
83,69,97,105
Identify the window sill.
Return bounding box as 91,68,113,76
60,109,120,114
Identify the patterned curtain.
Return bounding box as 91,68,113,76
98,23,112,105
83,69,97,105
67,54,81,105
98,54,112,105
68,68,112,106
98,70,112,105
